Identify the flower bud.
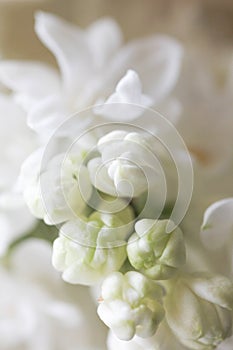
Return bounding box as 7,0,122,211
165,273,233,349
127,219,186,280
107,321,184,350
97,271,165,341
20,150,92,225
52,205,134,286
88,130,157,198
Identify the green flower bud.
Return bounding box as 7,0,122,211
127,219,186,280
165,273,233,350
52,205,135,286
98,271,165,341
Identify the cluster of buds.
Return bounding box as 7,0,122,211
98,271,165,340
20,128,233,349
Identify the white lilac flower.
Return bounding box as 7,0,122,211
165,273,233,350
0,94,37,255
88,130,158,198
0,238,106,350
97,271,165,341
0,12,182,137
18,149,92,226
52,204,135,286
127,219,186,280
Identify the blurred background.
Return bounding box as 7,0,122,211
0,0,232,62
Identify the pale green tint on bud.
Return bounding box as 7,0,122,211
165,273,233,350
97,271,165,341
23,151,92,225
94,193,135,231
127,219,186,280
52,206,135,286
44,153,93,225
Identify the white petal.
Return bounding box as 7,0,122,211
28,95,92,138
200,198,233,250
95,70,153,121
28,95,70,137
108,35,183,103
17,148,43,191
187,273,233,310
88,157,116,196
0,61,60,102
35,11,91,94
87,17,123,69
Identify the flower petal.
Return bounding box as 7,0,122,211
37,12,119,98
87,17,123,69
200,198,233,250
108,35,183,103
0,61,60,107
28,95,92,138
35,11,91,94
95,70,153,121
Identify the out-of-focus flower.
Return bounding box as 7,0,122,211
97,271,165,341
52,205,134,286
88,130,157,198
165,273,233,350
0,94,37,255
177,49,233,175
0,12,182,137
127,219,186,280
171,50,233,248
199,198,233,277
0,238,106,350
201,198,233,251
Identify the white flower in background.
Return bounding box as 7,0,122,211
165,273,233,350
201,198,233,250
97,271,165,341
0,12,182,137
0,94,37,255
127,219,186,280
200,198,233,276
88,130,158,198
52,204,134,286
172,50,233,245
177,49,233,175
0,238,106,350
